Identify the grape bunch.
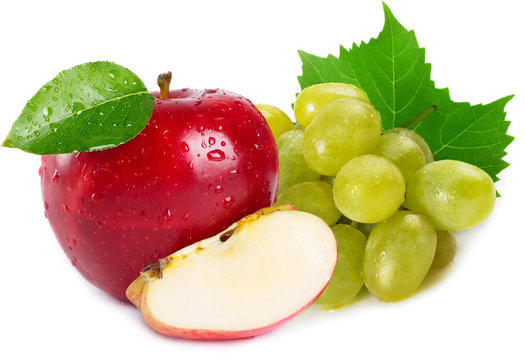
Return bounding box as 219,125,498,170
256,83,496,309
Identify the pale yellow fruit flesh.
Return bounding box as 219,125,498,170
127,208,337,334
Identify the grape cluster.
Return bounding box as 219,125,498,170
256,83,496,309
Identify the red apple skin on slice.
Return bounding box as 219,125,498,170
126,206,337,340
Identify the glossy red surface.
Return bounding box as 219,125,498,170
40,89,278,300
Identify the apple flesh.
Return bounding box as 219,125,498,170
126,205,337,340
40,85,278,301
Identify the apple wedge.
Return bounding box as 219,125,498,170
126,205,337,340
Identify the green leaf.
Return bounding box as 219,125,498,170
3,61,155,155
297,3,513,182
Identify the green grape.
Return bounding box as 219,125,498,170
320,175,335,185
355,222,376,238
333,155,405,223
275,180,341,226
337,215,354,225
373,132,427,182
386,127,434,163
316,224,367,310
303,98,382,176
404,160,496,231
255,104,294,139
294,122,305,130
276,129,321,191
363,211,437,302
431,230,457,269
294,82,370,128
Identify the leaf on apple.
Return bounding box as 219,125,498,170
297,3,514,183
3,61,155,155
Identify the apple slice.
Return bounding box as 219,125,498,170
126,205,337,340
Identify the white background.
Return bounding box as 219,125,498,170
1,0,523,358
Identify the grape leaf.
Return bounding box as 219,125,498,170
3,61,155,155
297,3,513,182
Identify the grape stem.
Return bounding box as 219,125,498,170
401,105,436,129
157,71,172,100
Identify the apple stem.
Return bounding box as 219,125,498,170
157,71,172,100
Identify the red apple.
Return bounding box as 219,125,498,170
40,72,279,301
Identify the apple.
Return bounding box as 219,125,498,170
40,72,279,301
126,205,337,340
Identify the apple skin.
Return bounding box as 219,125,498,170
134,294,321,340
40,88,278,301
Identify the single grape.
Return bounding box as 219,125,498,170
333,155,405,223
373,132,427,182
316,224,367,310
294,82,370,128
275,181,341,226
276,129,321,191
431,230,457,269
355,222,376,238
255,104,294,139
386,127,433,163
337,215,353,225
303,98,382,176
320,174,335,185
363,211,436,302
404,160,496,231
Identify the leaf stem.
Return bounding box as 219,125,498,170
401,105,437,129
157,71,172,100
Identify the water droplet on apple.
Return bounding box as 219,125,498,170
91,192,105,204
63,204,71,214
163,208,172,222
181,142,190,152
214,185,224,194
52,170,60,184
207,149,225,162
208,137,216,146
223,196,235,209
